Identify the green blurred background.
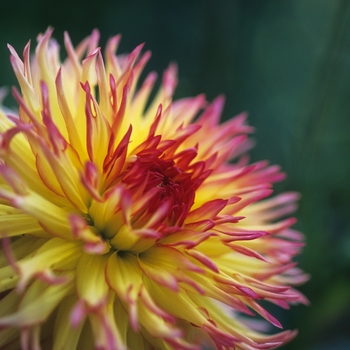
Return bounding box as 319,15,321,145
0,0,349,349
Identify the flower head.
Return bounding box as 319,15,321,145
0,28,308,350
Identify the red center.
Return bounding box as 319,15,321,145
121,154,196,226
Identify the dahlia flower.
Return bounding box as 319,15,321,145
0,28,308,350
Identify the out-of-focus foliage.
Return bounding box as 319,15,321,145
0,0,349,349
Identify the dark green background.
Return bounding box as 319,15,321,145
1,1,349,349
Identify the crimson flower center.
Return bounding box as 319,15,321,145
121,154,196,227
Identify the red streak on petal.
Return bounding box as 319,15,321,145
109,73,118,114
0,118,33,149
104,124,131,171
172,94,206,126
173,148,198,169
133,50,152,80
243,276,291,293
202,323,240,348
86,29,100,56
213,274,262,299
148,104,162,138
160,229,214,249
103,184,131,224
129,185,158,216
185,250,219,273
229,189,273,213
269,299,291,309
40,80,67,155
236,286,261,299
63,31,81,76
162,63,178,98
218,134,248,162
278,228,304,240
125,43,145,69
180,274,206,295
253,262,297,280
133,228,162,240
250,301,283,329
7,44,24,72
196,95,225,128
96,52,109,114
227,243,269,262
70,299,87,327
0,164,28,195
165,337,200,350
70,214,88,239
80,80,110,164
139,286,175,324
130,134,162,156
184,220,215,232
189,162,212,183
174,123,202,144
69,214,107,254
1,236,20,276
219,229,268,242
35,154,64,196
132,71,158,111
11,87,45,133
99,310,126,350
35,269,68,286
128,298,139,331
55,68,85,157
143,199,172,228
81,82,95,161
268,217,298,234
103,126,132,189
112,83,129,134
23,41,33,85
20,328,30,350
36,27,54,56
186,199,228,223
80,161,102,201
105,35,122,79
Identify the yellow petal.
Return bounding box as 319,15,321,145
106,252,141,302
17,238,82,292
53,295,85,350
75,253,109,307
0,211,43,238
0,277,73,327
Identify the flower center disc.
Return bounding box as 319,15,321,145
122,154,195,227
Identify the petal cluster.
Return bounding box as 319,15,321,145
0,28,308,350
